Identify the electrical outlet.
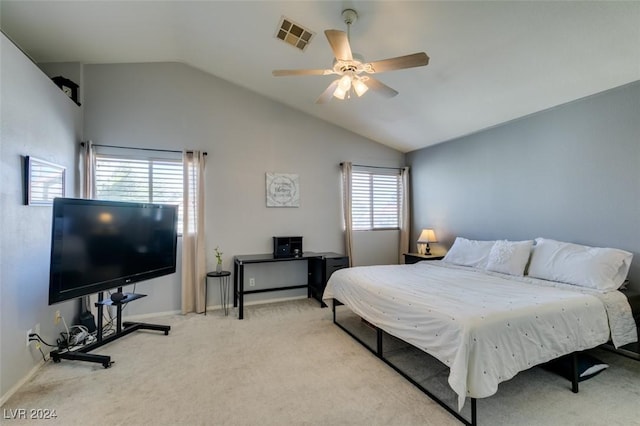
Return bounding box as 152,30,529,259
26,323,40,347
54,310,61,325
249,278,255,287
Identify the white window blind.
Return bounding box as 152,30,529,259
352,169,401,230
94,152,191,231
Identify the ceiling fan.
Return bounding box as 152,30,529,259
272,9,429,104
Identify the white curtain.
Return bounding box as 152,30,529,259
80,141,95,315
81,141,95,199
399,167,410,264
181,150,207,314
340,162,354,267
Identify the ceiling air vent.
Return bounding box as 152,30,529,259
275,17,314,51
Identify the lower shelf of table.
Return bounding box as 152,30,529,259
240,284,307,295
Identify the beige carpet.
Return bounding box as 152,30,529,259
3,299,639,425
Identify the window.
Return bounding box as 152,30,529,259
94,153,192,232
351,169,401,230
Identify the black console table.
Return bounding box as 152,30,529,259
233,252,348,319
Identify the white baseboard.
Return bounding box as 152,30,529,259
122,309,181,322
203,295,310,315
243,295,308,307
117,296,310,322
0,359,46,407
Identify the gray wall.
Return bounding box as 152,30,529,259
1,50,403,402
0,34,81,400
407,81,640,290
82,62,403,315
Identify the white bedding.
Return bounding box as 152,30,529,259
322,261,637,411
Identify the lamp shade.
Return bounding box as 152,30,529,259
352,78,369,97
417,229,437,243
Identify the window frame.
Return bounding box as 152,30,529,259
93,151,188,234
351,168,402,231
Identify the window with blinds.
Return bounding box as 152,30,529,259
94,154,192,232
352,169,401,230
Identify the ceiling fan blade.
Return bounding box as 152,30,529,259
272,69,332,77
316,80,340,104
325,29,353,61
365,52,429,73
363,77,398,98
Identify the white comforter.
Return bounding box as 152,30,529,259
323,261,637,411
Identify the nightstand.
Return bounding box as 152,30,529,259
403,253,444,264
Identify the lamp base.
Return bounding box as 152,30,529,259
424,243,431,255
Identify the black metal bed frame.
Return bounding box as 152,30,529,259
332,299,579,426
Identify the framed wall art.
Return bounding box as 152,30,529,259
266,172,299,207
24,156,66,205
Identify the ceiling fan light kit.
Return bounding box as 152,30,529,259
272,8,429,104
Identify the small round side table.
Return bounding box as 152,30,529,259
205,271,231,316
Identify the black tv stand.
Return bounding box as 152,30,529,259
49,288,170,368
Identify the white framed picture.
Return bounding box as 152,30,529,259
266,173,299,207
23,156,66,206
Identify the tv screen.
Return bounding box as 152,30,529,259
49,198,178,305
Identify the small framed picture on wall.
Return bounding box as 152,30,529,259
266,172,299,207
23,156,66,206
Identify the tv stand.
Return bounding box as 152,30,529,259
49,288,170,368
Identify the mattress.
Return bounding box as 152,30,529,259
323,261,637,410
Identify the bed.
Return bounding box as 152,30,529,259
603,287,640,360
322,237,637,425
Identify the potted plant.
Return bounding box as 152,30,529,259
214,246,223,273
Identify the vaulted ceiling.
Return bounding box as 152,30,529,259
2,1,639,153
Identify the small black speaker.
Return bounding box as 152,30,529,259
276,243,290,256
110,292,126,303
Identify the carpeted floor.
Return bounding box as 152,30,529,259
3,299,640,425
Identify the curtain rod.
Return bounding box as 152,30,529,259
340,162,403,171
80,142,207,156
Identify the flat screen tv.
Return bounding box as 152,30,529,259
49,198,178,305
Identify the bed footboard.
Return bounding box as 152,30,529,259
331,299,579,426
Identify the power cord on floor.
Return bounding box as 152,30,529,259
28,334,54,363
36,344,47,362
26,338,49,363
29,314,93,354
31,290,136,356
28,333,57,347
57,324,91,349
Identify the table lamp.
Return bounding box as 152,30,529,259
417,229,437,255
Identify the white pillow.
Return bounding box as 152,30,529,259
442,237,495,268
527,238,633,291
485,240,533,276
